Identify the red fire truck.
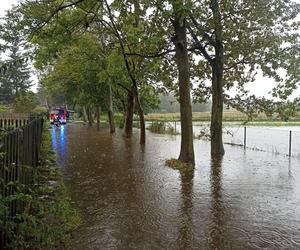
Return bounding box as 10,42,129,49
49,108,67,125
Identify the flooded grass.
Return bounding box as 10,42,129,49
165,158,194,176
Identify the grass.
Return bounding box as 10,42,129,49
144,111,300,125
240,121,300,126
165,159,194,176
74,111,300,127
0,122,80,249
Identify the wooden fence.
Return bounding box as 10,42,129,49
0,113,42,130
0,114,44,249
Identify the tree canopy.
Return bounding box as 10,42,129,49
3,0,298,163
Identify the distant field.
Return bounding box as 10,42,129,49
144,112,300,123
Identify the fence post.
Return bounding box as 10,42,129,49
244,127,247,149
289,130,292,157
174,121,176,133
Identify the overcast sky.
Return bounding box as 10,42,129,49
0,0,299,98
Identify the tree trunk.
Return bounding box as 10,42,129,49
210,66,224,156
45,98,50,110
82,106,88,123
124,90,135,138
172,6,195,165
108,85,116,134
210,0,225,156
134,92,146,144
96,106,100,131
87,107,93,126
132,0,145,144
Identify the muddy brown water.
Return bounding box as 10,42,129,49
51,123,300,250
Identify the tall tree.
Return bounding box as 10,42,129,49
0,8,32,102
172,1,195,164
187,0,300,156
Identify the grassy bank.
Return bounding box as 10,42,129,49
0,124,80,249
144,112,300,124
73,112,300,127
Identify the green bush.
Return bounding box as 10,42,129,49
0,123,80,249
148,121,177,135
115,114,125,129
13,91,39,113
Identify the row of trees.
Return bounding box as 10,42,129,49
3,0,298,165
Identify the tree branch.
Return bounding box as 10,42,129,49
224,57,248,71
187,24,214,64
125,48,176,58
34,0,86,31
188,12,216,47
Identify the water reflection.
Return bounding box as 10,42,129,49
51,125,67,166
177,170,194,250
209,156,228,249
59,125,66,160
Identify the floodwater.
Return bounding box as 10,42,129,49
160,121,300,157
51,123,300,250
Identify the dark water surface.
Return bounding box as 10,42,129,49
51,123,300,250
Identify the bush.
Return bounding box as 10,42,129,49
115,114,125,129
13,91,39,113
148,121,177,135
0,123,80,249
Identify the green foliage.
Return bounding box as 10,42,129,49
13,91,39,113
32,106,48,113
0,124,80,249
13,0,300,133
148,121,177,135
115,114,125,129
228,95,300,122
0,7,33,104
0,105,12,113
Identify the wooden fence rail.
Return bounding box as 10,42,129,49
0,113,43,130
0,114,44,249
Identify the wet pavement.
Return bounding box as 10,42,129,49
51,123,300,249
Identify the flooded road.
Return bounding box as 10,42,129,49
51,124,300,249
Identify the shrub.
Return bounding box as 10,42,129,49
148,121,177,135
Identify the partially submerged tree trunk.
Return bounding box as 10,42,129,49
108,85,116,134
211,66,224,156
210,0,225,156
124,90,135,138
87,107,93,126
133,0,145,145
172,5,195,165
82,106,88,123
96,106,100,131
134,91,146,144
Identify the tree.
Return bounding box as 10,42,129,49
41,34,109,129
171,1,195,164
21,0,161,142
186,0,300,156
13,91,38,112
17,0,299,164
0,8,33,102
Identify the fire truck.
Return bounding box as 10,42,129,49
49,108,67,125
